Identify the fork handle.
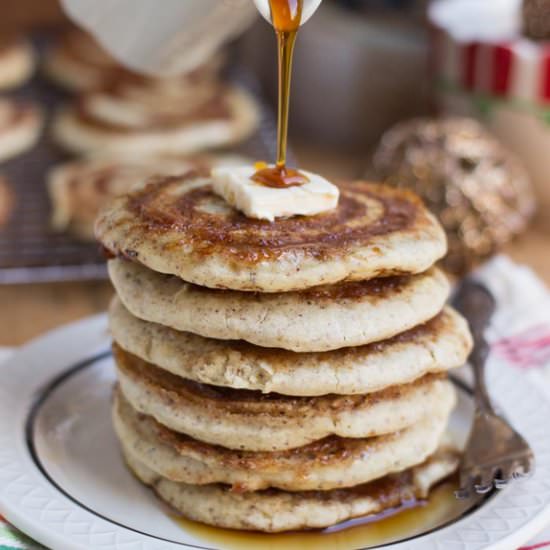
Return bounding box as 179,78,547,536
471,338,496,415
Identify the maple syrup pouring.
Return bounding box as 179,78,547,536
251,0,309,189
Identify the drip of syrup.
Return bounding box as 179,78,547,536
251,0,309,189
252,161,306,188
173,482,465,550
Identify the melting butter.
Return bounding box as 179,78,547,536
211,165,339,221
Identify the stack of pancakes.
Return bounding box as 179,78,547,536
51,39,259,157
96,174,473,532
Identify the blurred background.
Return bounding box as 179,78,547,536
0,0,548,344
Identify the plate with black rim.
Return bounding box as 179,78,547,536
0,314,550,550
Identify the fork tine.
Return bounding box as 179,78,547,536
455,470,474,499
512,460,532,479
494,476,510,489
475,468,496,494
455,486,472,499
513,457,534,479
518,456,535,477
496,461,516,486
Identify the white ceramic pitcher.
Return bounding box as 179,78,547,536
61,0,323,77
253,0,322,25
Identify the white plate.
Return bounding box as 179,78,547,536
0,314,550,550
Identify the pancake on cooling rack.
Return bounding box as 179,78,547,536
0,35,34,90
95,168,473,532
52,56,259,157
0,98,42,163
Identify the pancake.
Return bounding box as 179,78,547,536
44,29,116,91
109,297,471,396
96,175,447,292
0,176,15,227
124,444,459,532
114,342,457,451
53,85,259,156
48,154,249,240
0,99,42,162
0,36,34,90
108,259,450,352
113,389,452,492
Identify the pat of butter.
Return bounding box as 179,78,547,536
211,165,339,221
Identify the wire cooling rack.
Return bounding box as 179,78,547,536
0,45,282,284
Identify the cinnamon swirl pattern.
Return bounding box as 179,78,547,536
48,154,248,240
97,176,447,292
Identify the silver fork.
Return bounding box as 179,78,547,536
452,279,535,499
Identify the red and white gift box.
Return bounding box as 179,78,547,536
434,28,550,104
429,0,550,207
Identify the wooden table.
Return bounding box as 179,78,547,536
1,143,549,346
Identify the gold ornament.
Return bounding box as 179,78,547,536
373,117,536,275
523,0,550,40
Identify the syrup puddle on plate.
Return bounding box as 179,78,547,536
172,482,468,550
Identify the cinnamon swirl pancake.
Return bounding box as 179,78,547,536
108,260,449,352
113,389,452,492
0,99,42,162
97,176,447,292
109,297,471,395
113,342,457,451
53,79,259,156
48,154,249,240
123,445,459,532
0,36,34,90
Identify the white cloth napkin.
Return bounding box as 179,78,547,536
475,255,550,549
0,348,13,364
476,255,550,399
